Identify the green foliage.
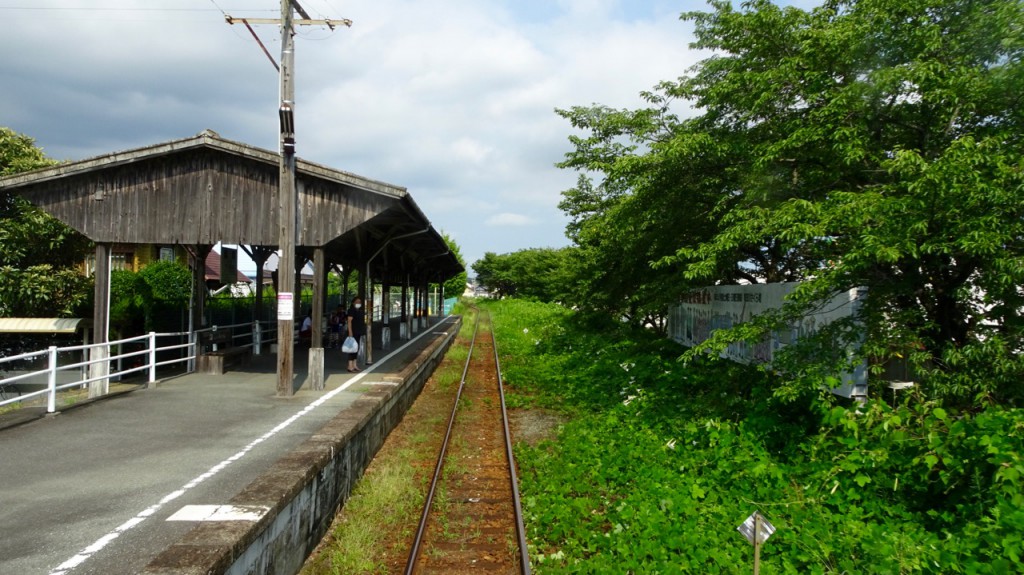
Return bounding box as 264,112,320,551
439,231,468,298
488,299,1024,573
0,127,52,178
0,265,92,317
557,0,1024,406
0,128,90,272
109,261,192,335
472,247,574,304
328,269,360,303
138,260,191,304
0,127,93,318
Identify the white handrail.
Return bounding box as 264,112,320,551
0,330,198,414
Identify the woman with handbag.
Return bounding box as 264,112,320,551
345,296,366,373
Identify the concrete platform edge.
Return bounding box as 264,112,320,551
142,317,461,575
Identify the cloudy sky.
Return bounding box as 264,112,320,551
1,0,813,272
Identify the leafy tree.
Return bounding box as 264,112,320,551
559,0,1024,405
0,127,92,317
473,248,574,303
439,231,468,299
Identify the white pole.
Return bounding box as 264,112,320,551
46,346,57,413
148,332,157,383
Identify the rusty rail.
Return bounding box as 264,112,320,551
403,308,531,574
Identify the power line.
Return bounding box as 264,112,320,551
0,6,275,12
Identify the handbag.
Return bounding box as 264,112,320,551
341,336,358,353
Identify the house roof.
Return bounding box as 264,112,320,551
205,250,251,284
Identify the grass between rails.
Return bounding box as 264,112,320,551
300,307,477,575
484,299,1024,574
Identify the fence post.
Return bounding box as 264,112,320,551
149,332,157,383
188,331,196,373
47,346,58,413
253,321,262,356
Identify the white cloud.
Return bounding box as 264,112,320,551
0,0,712,264
486,212,535,227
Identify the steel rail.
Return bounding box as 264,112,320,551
490,312,532,574
403,309,481,575
403,308,531,574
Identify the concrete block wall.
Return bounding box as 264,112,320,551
144,318,460,575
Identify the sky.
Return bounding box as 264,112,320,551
0,0,813,273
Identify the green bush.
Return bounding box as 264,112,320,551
488,299,1024,574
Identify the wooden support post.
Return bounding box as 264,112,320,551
89,242,111,398
342,268,352,306
421,279,429,328
401,274,409,339
365,276,374,365
381,275,391,350
310,247,325,390
294,256,304,318
192,245,212,333
251,246,271,355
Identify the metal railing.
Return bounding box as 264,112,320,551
0,331,194,413
0,319,312,414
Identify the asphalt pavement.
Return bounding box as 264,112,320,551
0,318,456,575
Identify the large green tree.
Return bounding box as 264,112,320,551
559,0,1024,405
473,248,574,304
0,128,92,317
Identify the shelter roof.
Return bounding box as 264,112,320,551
0,318,91,334
0,130,462,281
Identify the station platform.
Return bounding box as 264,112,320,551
0,316,459,575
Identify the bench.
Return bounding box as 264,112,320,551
196,329,252,375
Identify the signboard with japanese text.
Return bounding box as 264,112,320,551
667,282,867,398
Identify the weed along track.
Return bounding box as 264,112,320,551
405,310,530,575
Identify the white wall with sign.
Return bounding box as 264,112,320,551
667,282,867,398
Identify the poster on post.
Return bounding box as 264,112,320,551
277,293,294,321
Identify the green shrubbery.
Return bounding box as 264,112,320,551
486,299,1024,573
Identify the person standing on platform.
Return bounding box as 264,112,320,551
346,296,366,373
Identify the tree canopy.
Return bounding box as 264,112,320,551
0,127,92,317
439,231,468,299
556,0,1024,406
473,248,574,304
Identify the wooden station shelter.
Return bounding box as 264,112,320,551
0,130,463,394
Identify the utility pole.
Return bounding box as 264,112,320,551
225,1,351,397
276,0,297,398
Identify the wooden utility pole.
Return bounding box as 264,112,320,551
276,0,297,397
226,1,350,397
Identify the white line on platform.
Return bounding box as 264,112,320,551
48,317,455,575
166,504,269,522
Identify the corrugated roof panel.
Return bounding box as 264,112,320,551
0,318,90,333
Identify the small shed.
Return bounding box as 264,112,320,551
0,317,92,340
0,318,92,388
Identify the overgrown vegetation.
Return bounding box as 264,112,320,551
490,299,1024,574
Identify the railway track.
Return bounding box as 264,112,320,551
404,310,531,575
